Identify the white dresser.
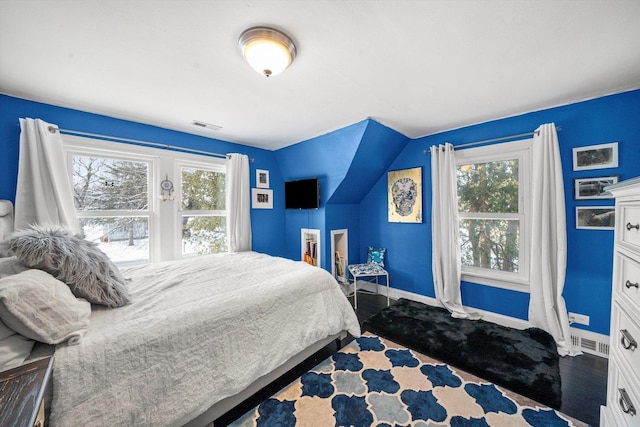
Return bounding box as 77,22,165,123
601,177,640,427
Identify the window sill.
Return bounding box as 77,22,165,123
461,273,530,293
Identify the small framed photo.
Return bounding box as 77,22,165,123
256,169,269,188
576,206,615,230
252,188,273,209
572,142,618,171
574,176,618,200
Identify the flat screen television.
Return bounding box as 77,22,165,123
285,178,320,209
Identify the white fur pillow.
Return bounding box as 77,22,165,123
9,224,130,307
0,269,91,345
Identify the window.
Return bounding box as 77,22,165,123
72,153,152,266
455,140,531,291
64,136,227,265
179,163,226,256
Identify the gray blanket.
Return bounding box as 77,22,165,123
49,252,360,426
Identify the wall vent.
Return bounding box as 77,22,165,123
581,338,597,351
571,335,580,348
570,331,609,357
191,120,222,131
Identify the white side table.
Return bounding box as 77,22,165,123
347,263,390,309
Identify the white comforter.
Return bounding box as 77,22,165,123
49,251,360,426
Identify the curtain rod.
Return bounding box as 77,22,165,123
48,127,254,161
423,127,562,154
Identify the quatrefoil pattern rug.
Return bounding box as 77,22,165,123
230,333,587,427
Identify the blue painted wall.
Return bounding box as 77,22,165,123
3,89,639,337
360,89,640,335
0,94,286,257
275,119,410,269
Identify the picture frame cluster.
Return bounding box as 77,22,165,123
252,169,273,209
572,142,618,230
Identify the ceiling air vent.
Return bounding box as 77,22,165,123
191,120,222,131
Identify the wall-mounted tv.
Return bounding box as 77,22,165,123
285,178,320,209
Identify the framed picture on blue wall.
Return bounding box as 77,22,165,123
572,142,618,171
252,188,273,209
388,167,422,223
576,206,615,230
574,176,618,200
256,169,269,188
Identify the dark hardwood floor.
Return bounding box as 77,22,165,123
216,291,608,426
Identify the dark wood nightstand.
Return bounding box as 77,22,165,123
0,357,53,427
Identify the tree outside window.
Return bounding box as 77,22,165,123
457,159,521,274
181,166,227,255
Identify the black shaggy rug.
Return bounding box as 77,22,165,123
362,298,562,409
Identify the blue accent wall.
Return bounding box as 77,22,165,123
360,89,640,335
0,94,286,256
3,89,638,337
275,119,410,269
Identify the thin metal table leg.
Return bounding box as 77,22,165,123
386,273,390,306
353,274,357,309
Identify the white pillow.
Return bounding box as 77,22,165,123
0,318,34,371
0,269,91,345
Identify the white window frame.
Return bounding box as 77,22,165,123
62,135,226,264
176,159,227,258
455,139,532,292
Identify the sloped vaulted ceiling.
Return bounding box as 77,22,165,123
275,119,410,205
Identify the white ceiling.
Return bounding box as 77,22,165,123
1,1,639,151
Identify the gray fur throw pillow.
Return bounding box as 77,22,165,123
8,224,130,308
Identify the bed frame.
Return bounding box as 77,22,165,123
184,332,346,426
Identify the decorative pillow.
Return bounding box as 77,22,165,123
0,256,29,279
367,246,386,267
0,269,91,345
9,224,130,308
0,318,35,371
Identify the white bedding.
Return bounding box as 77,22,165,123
49,251,360,426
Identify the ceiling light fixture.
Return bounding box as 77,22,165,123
238,27,296,78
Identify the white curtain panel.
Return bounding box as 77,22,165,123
528,123,579,356
431,143,480,320
225,153,252,252
15,118,81,234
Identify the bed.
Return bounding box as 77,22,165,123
0,202,361,426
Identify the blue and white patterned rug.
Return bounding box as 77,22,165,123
230,333,588,426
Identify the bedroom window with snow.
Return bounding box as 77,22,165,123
71,154,151,266
455,140,531,291
180,164,226,256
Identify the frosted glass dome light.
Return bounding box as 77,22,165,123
239,27,296,77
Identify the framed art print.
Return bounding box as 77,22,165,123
574,176,618,200
576,206,615,230
252,188,273,209
388,167,422,223
256,169,270,188
572,142,618,171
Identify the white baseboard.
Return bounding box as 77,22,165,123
362,283,610,359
